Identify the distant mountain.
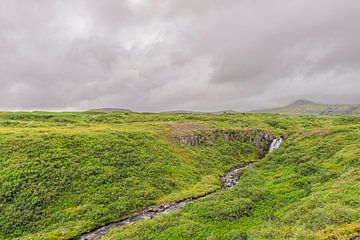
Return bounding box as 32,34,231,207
161,110,202,114
291,99,319,105
213,110,238,114
252,99,360,115
87,108,132,112
162,110,237,114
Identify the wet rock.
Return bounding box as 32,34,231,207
73,130,277,240
147,202,173,212
221,163,252,189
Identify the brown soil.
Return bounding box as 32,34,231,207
294,128,328,140
168,122,208,138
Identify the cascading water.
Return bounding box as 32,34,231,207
72,131,277,240
269,137,283,152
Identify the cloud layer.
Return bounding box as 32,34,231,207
1,0,360,111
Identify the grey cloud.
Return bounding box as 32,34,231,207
0,0,360,111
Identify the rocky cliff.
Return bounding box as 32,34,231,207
173,129,274,157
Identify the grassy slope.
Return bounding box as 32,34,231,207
103,117,360,240
0,112,359,239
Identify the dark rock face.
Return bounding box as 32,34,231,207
73,130,275,240
173,129,274,157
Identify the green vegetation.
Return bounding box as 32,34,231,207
0,112,359,239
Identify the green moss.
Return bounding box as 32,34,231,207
0,112,359,239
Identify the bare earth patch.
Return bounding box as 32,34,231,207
294,128,328,140
168,122,209,138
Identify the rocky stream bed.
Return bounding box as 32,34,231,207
72,163,253,240
72,130,283,240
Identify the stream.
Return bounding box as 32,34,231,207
72,163,252,240
73,138,283,240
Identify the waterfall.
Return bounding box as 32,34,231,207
269,138,283,152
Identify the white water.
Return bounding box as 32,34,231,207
73,136,283,240
269,138,283,152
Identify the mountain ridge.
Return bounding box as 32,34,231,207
252,99,360,115
86,108,132,112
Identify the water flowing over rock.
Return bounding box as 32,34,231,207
269,137,283,152
221,163,252,189
72,163,252,240
72,129,279,240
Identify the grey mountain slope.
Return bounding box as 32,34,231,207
251,99,360,115
87,108,132,112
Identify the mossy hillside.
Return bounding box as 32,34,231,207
0,112,359,239
102,120,360,240
0,113,262,240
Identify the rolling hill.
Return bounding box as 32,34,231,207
252,99,360,115
86,108,132,112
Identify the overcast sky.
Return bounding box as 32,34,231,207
1,0,360,111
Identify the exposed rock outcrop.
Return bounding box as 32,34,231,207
173,129,274,157
73,129,277,240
